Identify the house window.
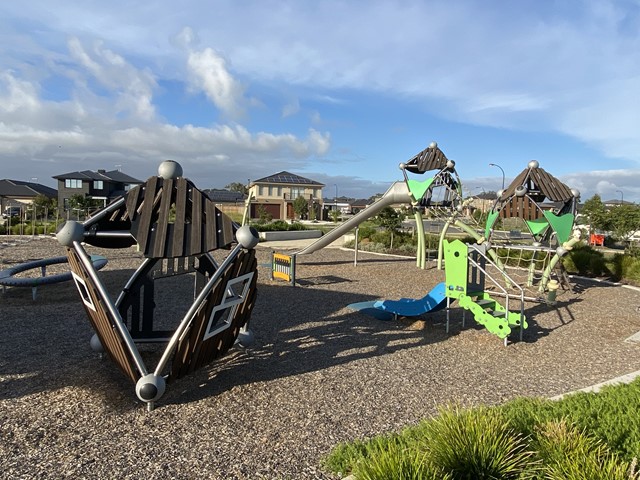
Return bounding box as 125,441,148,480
93,180,104,190
290,187,304,199
65,179,82,189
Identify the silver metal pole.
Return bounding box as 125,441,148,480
73,241,148,376
153,243,245,376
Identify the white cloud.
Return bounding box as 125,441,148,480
67,37,157,121
187,47,246,118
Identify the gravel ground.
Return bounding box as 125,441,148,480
2,236,640,479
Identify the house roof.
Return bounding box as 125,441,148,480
0,179,57,198
252,171,324,186
204,189,247,203
53,169,143,184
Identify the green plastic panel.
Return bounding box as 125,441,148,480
543,211,575,244
485,210,499,239
443,239,469,299
525,218,550,237
407,177,435,203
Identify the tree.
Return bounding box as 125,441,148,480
31,194,57,219
580,195,610,233
225,182,248,195
67,194,94,220
374,206,405,249
608,204,640,241
292,196,309,220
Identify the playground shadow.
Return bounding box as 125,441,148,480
165,282,452,406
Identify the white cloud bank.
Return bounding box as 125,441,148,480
0,1,639,198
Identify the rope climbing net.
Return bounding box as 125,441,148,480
485,243,569,299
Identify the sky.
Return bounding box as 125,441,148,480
1,0,640,203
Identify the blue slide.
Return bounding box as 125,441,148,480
347,282,447,320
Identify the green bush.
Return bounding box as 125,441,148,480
533,419,638,479
324,379,640,478
250,221,308,232
352,441,446,480
420,405,533,479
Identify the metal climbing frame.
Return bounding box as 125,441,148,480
58,163,260,409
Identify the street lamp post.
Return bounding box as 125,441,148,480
616,189,624,205
334,184,338,212
489,163,505,190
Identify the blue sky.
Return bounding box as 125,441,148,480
1,0,640,202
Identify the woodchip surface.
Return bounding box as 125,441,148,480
2,235,640,479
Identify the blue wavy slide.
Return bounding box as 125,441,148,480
347,282,447,320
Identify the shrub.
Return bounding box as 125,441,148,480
420,405,534,479
352,442,447,480
250,221,309,232
533,419,638,480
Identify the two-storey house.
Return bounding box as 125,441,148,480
249,171,324,220
53,169,143,214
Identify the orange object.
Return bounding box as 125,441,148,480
590,234,604,246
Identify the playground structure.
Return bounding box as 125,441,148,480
480,160,581,296
57,160,260,409
280,143,580,343
0,254,107,300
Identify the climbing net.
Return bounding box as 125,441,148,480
484,243,570,299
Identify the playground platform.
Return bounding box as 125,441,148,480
2,236,640,479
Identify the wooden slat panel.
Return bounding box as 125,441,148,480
190,188,202,254
152,178,174,258
135,177,159,254
205,194,217,251
66,249,139,383
218,209,235,247
169,249,258,380
125,183,144,222
172,178,188,257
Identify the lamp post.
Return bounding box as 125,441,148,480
616,189,624,205
489,163,505,190
334,184,338,212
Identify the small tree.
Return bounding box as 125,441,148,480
67,194,94,220
374,206,405,249
581,194,610,233
608,204,640,241
292,196,309,220
225,182,248,195
256,205,272,224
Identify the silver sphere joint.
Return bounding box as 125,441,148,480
456,204,463,212
528,160,539,169
398,162,406,171
135,374,166,403
158,160,183,180
515,185,528,197
571,188,581,199
236,328,255,348
56,221,85,247
496,189,504,198
236,225,260,249
429,141,437,148
446,159,456,170
90,334,104,353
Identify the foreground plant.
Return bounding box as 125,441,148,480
420,405,535,479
